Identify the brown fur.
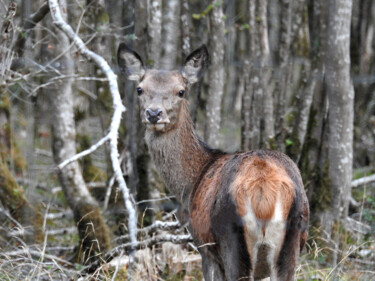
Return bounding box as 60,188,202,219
231,156,295,222
190,155,230,243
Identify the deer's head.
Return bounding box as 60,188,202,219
117,44,208,133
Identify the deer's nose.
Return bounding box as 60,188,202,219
146,108,163,124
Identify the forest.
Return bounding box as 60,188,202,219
0,0,374,280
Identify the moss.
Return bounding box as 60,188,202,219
97,87,112,112
0,93,27,173
0,94,10,117
76,134,107,182
73,201,111,264
74,106,86,123
0,158,42,242
267,137,276,150
309,161,331,212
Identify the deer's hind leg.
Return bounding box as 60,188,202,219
200,251,225,281
275,225,301,281
211,194,253,281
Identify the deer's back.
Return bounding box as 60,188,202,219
189,150,309,278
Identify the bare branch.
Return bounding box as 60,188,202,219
47,0,137,253
345,217,371,234
57,134,110,169
1,249,74,266
14,1,50,56
351,174,375,188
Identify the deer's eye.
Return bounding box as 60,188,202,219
178,90,185,98
136,87,143,95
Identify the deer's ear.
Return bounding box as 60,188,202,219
117,43,145,81
181,45,209,85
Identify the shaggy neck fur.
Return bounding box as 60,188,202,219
145,101,213,209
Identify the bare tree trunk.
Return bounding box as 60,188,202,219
46,0,110,263
326,0,354,267
147,0,162,68
241,0,257,151
258,0,274,148
180,0,191,58
0,94,42,243
245,0,273,149
160,0,180,70
205,1,225,148
274,0,292,150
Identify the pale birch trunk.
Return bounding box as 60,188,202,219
46,0,110,263
205,1,225,148
326,0,354,267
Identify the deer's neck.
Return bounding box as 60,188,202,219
145,103,213,207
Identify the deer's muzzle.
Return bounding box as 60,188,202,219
146,108,163,124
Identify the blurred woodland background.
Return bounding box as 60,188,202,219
0,0,374,280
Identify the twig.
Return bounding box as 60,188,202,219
14,1,50,56
48,0,137,256
351,174,375,188
1,249,74,266
46,227,76,236
57,134,110,169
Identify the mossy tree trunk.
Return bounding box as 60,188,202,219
0,158,43,243
44,0,110,264
0,93,42,243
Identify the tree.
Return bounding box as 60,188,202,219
45,0,110,263
205,0,225,148
326,0,354,266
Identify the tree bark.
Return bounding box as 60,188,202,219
147,0,162,68
205,1,225,148
326,0,354,266
46,0,110,263
160,0,180,70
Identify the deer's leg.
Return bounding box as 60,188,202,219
200,251,226,281
217,233,254,281
210,194,253,281
275,226,301,281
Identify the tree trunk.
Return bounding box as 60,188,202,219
0,94,42,244
160,0,180,70
205,0,225,148
46,0,110,263
326,0,354,266
147,0,162,68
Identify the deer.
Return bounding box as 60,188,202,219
117,43,309,281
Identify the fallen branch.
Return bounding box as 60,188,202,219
345,217,371,234
82,233,193,274
351,174,375,188
47,0,137,254
1,249,74,266
114,220,183,244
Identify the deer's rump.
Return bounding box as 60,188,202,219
189,150,309,279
